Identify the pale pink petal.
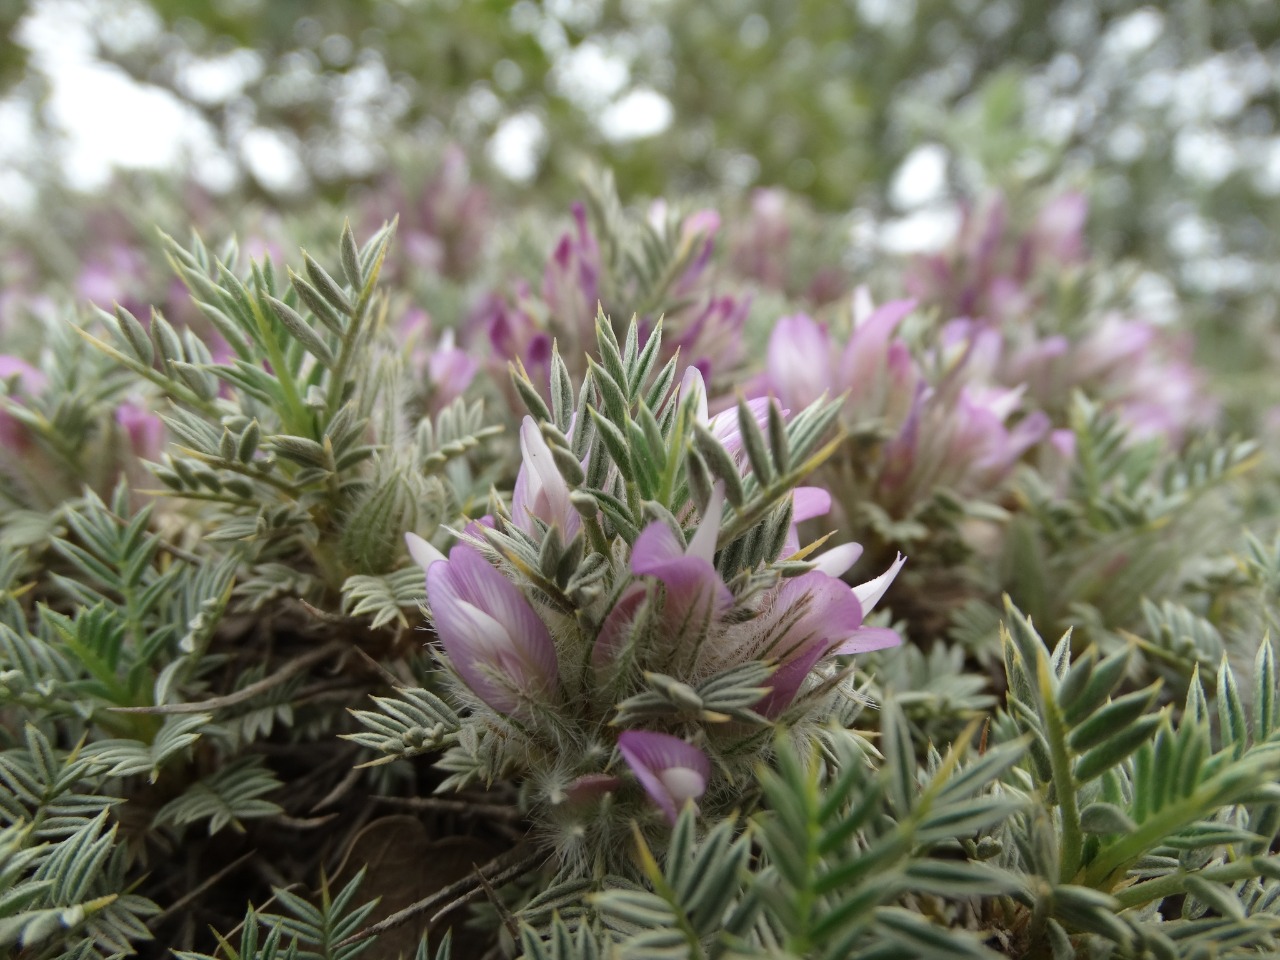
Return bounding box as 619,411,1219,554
792,487,832,523
632,521,687,571
618,730,710,824
427,544,558,713
592,582,650,673
514,416,580,538
680,366,710,426
766,314,830,409
709,396,775,459
832,626,903,655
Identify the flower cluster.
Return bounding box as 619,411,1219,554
1,346,165,508
401,317,903,860
905,190,1212,445
471,190,752,412
761,291,1051,523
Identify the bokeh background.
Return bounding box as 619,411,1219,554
3,0,1280,423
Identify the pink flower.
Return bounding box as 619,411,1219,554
115,401,165,462
512,416,581,540
753,566,903,717
1031,191,1088,267
426,329,478,409
419,145,491,278
672,208,722,297
542,202,600,347
591,582,651,676
667,293,750,385
766,314,833,411
617,730,710,824
473,288,553,384
0,355,46,451
838,291,919,422
763,294,919,430
426,543,560,715
631,483,734,636
880,382,1050,506
732,188,791,290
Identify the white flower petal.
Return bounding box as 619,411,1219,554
405,532,446,573
852,553,907,615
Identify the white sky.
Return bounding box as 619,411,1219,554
10,0,224,204
3,0,679,210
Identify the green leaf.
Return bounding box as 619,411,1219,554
1074,712,1164,783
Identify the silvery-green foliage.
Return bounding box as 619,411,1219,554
0,221,503,959
0,314,139,517
0,728,158,959
171,871,425,960
858,639,999,745
969,393,1258,652
579,170,716,321
988,600,1280,957
349,313,858,890
513,599,1280,959
521,709,1023,959
83,221,492,611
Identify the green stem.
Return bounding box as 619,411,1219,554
1037,656,1082,884
247,292,311,438
325,320,360,423
1112,859,1265,910
74,328,223,419
584,512,610,556
180,449,302,498
1083,786,1225,888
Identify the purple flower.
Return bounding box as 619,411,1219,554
512,416,581,539
542,202,600,346
667,293,750,385
680,366,775,462
1073,317,1154,382
733,188,791,290
763,294,920,430
838,291,919,423
591,582,650,676
617,730,711,824
115,401,164,462
880,381,1050,506
952,387,1052,489
905,194,1012,321
1030,191,1088,267
752,559,905,717
426,329,478,410
631,484,734,635
766,314,833,411
0,355,45,451
672,208,722,297
418,145,491,278
426,543,559,715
